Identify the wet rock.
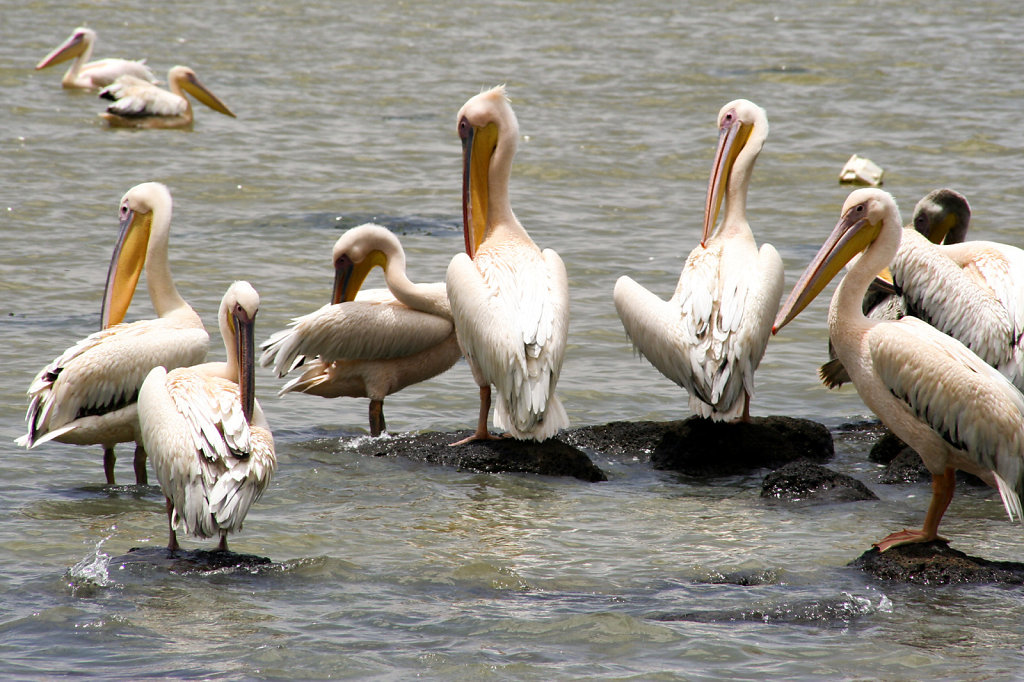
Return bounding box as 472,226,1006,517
851,540,1024,585
564,420,668,458
118,547,272,573
760,461,878,504
652,594,878,626
876,448,987,487
650,416,833,476
354,431,607,482
867,430,906,464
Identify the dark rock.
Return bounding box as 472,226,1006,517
650,415,833,476
353,431,607,482
761,461,878,504
118,546,272,573
563,420,668,458
867,430,907,464
877,448,987,487
851,540,1024,585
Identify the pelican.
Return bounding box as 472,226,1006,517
98,65,236,129
16,182,209,485
259,224,460,436
139,281,275,552
774,188,1024,551
819,188,973,388
35,26,155,90
613,99,784,421
446,85,569,443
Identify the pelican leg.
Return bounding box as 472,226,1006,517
741,391,752,423
369,399,386,437
133,444,148,485
217,533,229,553
165,497,180,553
450,385,495,446
103,446,116,485
873,467,954,552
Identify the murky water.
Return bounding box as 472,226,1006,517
3,0,1024,678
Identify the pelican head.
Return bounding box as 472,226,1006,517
222,281,260,423
330,225,398,304
457,85,517,258
702,99,768,246
35,27,95,70
101,182,173,329
169,66,236,118
773,188,900,333
913,188,971,245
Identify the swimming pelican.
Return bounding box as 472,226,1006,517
139,281,275,553
446,85,569,443
774,188,1024,551
99,65,236,129
259,224,460,436
819,188,973,389
613,99,784,421
35,26,155,90
16,182,209,485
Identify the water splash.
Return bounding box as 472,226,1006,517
65,529,116,596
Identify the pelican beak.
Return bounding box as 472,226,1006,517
232,304,256,423
100,205,151,329
871,267,897,295
331,250,387,304
181,71,236,118
702,108,751,246
773,202,883,333
460,117,498,258
36,30,86,70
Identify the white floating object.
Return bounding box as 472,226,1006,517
839,154,884,186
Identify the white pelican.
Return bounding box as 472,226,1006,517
613,99,784,422
98,65,236,129
139,281,275,552
35,26,155,90
774,188,1024,551
446,85,569,443
259,224,460,436
819,188,973,389
16,182,209,485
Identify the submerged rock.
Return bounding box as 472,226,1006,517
353,431,607,482
118,546,272,573
851,541,1024,585
651,416,833,476
761,461,878,504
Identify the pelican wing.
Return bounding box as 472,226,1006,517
158,369,274,537
870,316,1024,519
259,293,453,378
668,240,783,418
82,58,155,87
100,76,186,117
894,230,1015,373
20,317,208,447
447,248,569,439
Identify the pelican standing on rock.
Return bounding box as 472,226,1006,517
99,65,236,129
139,281,276,553
260,224,461,436
774,188,1024,551
17,183,209,485
35,26,155,90
446,86,569,444
614,99,784,422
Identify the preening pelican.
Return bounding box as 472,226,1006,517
614,99,784,422
446,85,569,443
99,65,236,129
819,188,973,389
774,188,1024,551
35,26,155,90
16,183,209,485
259,224,460,436
139,281,276,553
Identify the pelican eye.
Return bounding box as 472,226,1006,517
458,117,471,140
119,203,130,219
